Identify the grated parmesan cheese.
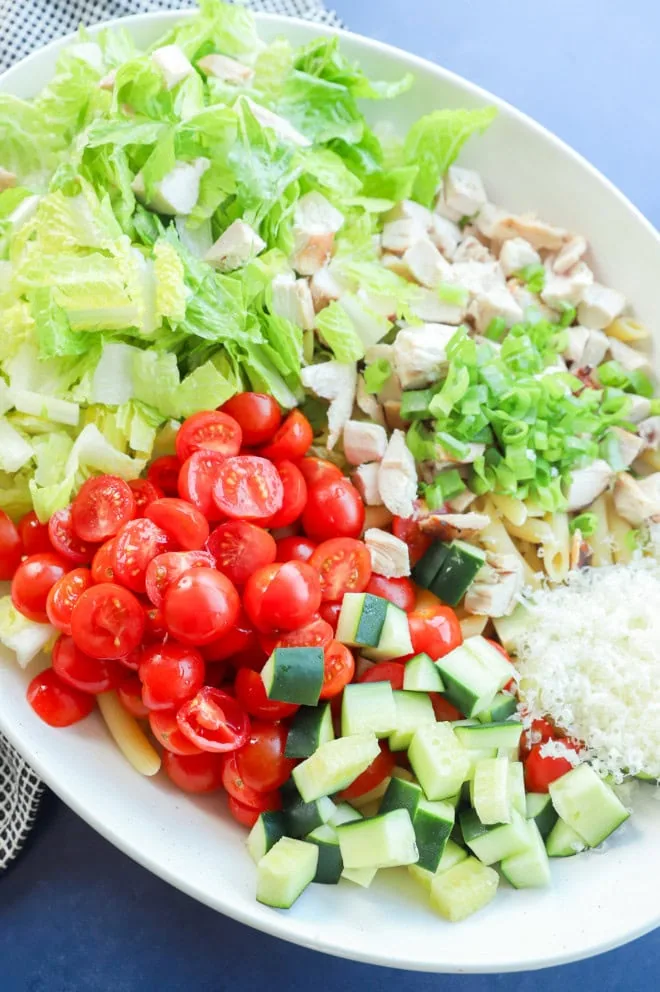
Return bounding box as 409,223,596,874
513,560,660,782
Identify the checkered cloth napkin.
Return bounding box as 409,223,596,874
0,0,341,871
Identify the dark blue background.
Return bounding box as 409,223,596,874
2,1,659,989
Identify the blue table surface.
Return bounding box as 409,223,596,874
2,1,659,989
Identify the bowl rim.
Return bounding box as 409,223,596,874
1,9,659,974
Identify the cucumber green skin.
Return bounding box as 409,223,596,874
413,807,453,873
477,693,518,723
379,777,422,818
430,542,485,607
436,669,482,720
355,595,389,645
247,811,287,862
527,798,559,840
281,781,333,838
265,647,324,705
285,704,333,758
545,817,587,857
309,837,343,884
412,542,451,590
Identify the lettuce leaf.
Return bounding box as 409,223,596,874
315,301,365,363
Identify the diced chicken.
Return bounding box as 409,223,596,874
291,192,344,276
402,237,453,288
244,98,310,146
470,286,524,334
271,274,315,330
553,235,587,274
301,361,357,450
429,214,462,259
541,261,593,308
408,287,467,325
638,416,660,448
447,488,477,513
98,69,117,91
392,323,456,389
582,329,609,368
577,282,626,330
356,288,397,319
494,213,569,251
449,260,505,297
566,459,613,511
364,528,411,578
627,395,653,424
385,199,434,229
610,427,646,468
453,235,493,264
612,472,660,526
444,166,487,218
355,375,385,427
381,218,427,255
464,553,524,617
342,420,388,465
381,252,415,279
197,54,255,85
608,337,652,374
417,510,490,541
310,266,343,312
474,202,507,240
563,326,589,365
132,158,209,216
151,45,195,90
498,237,541,277
378,429,418,518
506,279,555,322
204,220,265,272
352,463,383,505
364,343,394,365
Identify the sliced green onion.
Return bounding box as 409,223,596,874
625,528,641,552
650,399,660,415
569,512,598,538
626,369,654,398
428,365,470,418
436,431,470,461
597,361,629,389
438,283,469,307
363,358,392,394
424,469,466,508
516,264,546,294
556,301,577,328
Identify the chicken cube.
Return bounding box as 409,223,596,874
355,376,385,427
638,416,660,449
342,420,388,465
353,463,383,505
131,158,209,216
301,361,357,450
378,430,418,519
470,287,524,334
244,98,310,146
464,553,524,618
408,287,467,325
364,528,411,578
291,192,344,276
271,274,315,330
498,237,541,277
429,214,462,259
541,261,593,308
566,459,613,511
577,282,626,329
627,395,653,424
613,473,660,526
444,166,487,218
607,338,652,374
385,199,434,229
205,220,266,272
453,235,493,264
449,260,505,297
151,45,195,90
197,54,255,85
310,266,343,312
392,323,456,389
610,427,646,468
381,217,428,255
402,237,453,288
553,235,587,274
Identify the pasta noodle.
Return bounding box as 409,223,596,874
589,495,614,567
605,493,635,565
504,518,555,546
98,691,162,777
542,512,570,583
604,317,650,342
478,501,542,588
490,493,528,527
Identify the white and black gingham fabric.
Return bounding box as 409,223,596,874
0,0,341,871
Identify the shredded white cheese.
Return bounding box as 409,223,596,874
514,560,660,781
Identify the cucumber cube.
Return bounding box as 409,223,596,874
342,866,378,887
256,837,318,909
261,647,324,705
436,636,513,718
454,721,523,751
508,761,527,817
247,811,286,864
412,542,452,589
362,602,413,661
307,824,343,884
292,733,380,803
525,793,558,840
430,857,499,922
337,593,388,647
430,541,486,607
545,816,587,857
285,703,334,758
281,781,336,838
549,764,630,847
379,776,423,818
408,838,468,891
389,689,436,750
413,799,455,872
341,682,397,738
338,808,419,869
472,756,512,824
403,653,445,692
500,820,551,889
408,723,471,801
477,692,518,723
460,808,531,864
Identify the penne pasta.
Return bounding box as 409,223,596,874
98,691,162,777
605,493,635,565
478,501,542,588
542,511,570,583
604,316,650,342
589,495,614,567
504,518,555,546
490,493,528,527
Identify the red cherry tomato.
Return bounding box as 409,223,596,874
163,568,240,646
408,605,462,660
17,511,51,558
175,410,242,462
177,687,250,753
26,668,95,727
230,647,268,673
524,742,579,793
302,479,365,542
295,457,343,488
162,750,225,793
358,661,405,690
144,550,214,608
91,539,117,584
128,478,163,515
222,751,277,807
149,709,202,755
142,603,167,643
147,455,182,496
310,538,372,602
275,536,316,563
520,718,557,759
11,553,68,623
262,461,306,529
221,393,282,447
259,410,313,462
117,674,150,718
113,518,172,594
366,574,416,612
258,615,333,656
339,741,396,800
234,667,298,721
392,514,432,566
228,794,281,828
319,641,355,700
318,601,342,631
243,561,321,633
139,641,205,711
52,636,123,694
144,497,209,551
71,475,135,543
70,582,145,659
46,567,93,635
0,509,23,581
201,610,257,662
235,721,295,792
206,521,276,587
178,450,225,519
48,507,96,565
430,694,463,721
212,455,283,521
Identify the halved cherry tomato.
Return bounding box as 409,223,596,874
144,498,209,551
339,741,396,800
139,641,205,711
318,601,342,631
258,615,333,656
46,567,93,635
128,478,163,516
235,721,295,792
221,393,281,447
243,561,321,633
203,660,231,689
70,582,145,659
319,641,355,700
142,603,166,643
524,741,579,793
17,511,50,558
71,475,135,543
275,536,316,563
26,668,95,727
302,479,365,542
175,410,242,462
144,550,214,608
163,568,240,647
52,635,123,694
366,574,416,612
230,647,268,673
295,457,343,488
430,694,463,721
408,605,462,660
259,410,313,462
149,709,202,755
177,686,250,753
91,539,117,584
201,609,257,662
263,461,307,530
222,751,276,807
392,513,432,566
117,674,150,718
113,518,172,594
178,450,225,520
212,455,283,522
147,456,181,497
228,794,280,829
207,521,276,587
12,553,68,623
0,509,22,581
48,507,96,565
162,750,225,793
358,661,405,690
234,667,298,721
310,538,372,602
520,718,557,759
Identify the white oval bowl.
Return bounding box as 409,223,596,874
1,11,659,974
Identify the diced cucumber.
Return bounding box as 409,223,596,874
403,652,445,692
379,776,422,818
362,602,413,661
498,746,520,762
545,816,587,857
337,808,418,869
508,762,527,817
430,540,486,607
307,824,343,884
525,793,558,840
400,388,435,421
336,593,388,647
476,692,518,723
341,682,397,738
460,808,531,864
411,541,452,590
247,811,287,864
342,866,378,887
436,636,513,718
261,647,324,705
463,747,498,783
408,723,471,800
500,820,551,889
281,780,336,838
292,734,380,803
492,605,529,653
388,689,436,750
329,802,362,827
430,857,499,922
285,703,334,758
413,799,455,872
454,721,523,751
408,838,467,891
256,837,318,909
472,756,511,825
549,764,630,847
